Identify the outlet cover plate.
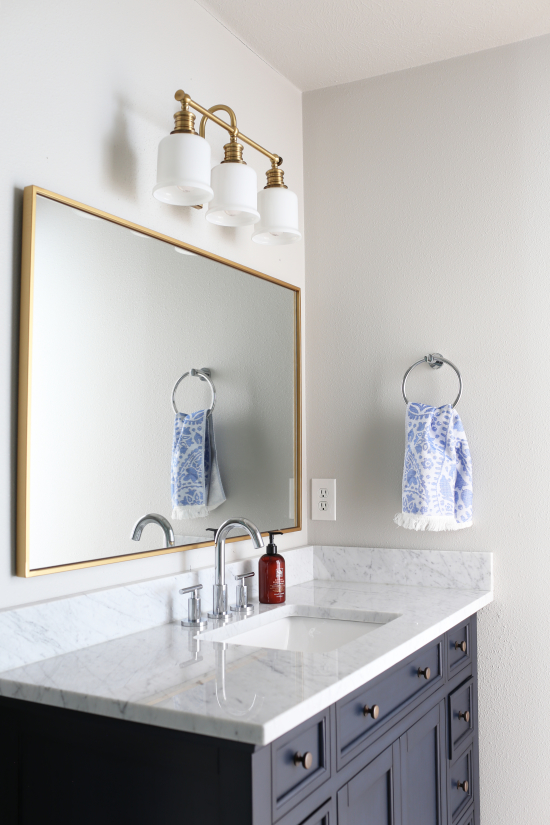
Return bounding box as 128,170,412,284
311,478,336,520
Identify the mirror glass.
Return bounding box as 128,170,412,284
20,190,300,574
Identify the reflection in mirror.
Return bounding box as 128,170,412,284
17,188,300,576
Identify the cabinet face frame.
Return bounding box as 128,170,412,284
17,185,302,577
335,636,445,771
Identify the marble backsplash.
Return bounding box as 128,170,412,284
314,546,493,591
0,545,492,672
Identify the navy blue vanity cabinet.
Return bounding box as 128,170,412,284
399,701,447,825
337,743,401,825
0,616,480,825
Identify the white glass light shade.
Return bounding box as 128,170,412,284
252,187,301,245
153,133,213,206
206,163,260,226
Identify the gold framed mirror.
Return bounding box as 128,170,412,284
17,186,301,576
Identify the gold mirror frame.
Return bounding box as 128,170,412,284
17,185,302,577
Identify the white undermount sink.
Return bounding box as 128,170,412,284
199,605,400,654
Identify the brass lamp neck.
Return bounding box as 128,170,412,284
265,161,287,189
171,93,197,134
221,137,246,164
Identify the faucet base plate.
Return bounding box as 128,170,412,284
207,611,232,621
230,604,254,615
181,619,208,629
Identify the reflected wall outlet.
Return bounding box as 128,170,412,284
311,478,336,520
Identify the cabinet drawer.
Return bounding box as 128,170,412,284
448,741,474,823
447,619,473,679
448,678,474,759
272,708,331,820
336,637,443,767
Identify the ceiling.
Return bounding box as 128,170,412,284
196,0,550,91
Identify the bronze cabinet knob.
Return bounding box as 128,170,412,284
457,780,469,793
294,751,313,770
455,640,467,653
458,710,470,723
363,704,380,719
417,666,431,680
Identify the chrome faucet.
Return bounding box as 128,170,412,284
208,517,264,620
131,513,175,548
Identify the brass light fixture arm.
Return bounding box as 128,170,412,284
175,90,281,166
199,104,238,139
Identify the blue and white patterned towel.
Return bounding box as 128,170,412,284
171,409,226,519
394,403,472,531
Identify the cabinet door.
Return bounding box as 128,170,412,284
337,742,401,825
400,701,446,825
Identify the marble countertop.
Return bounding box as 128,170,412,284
0,577,492,746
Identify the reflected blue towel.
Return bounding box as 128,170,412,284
171,410,226,519
394,403,472,531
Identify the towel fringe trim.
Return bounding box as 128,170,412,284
172,499,224,521
393,512,472,532
172,505,209,520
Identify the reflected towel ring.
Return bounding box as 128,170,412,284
172,368,216,415
402,353,462,408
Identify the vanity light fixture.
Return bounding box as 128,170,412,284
153,90,301,244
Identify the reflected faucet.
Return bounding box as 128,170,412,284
215,644,259,718
131,513,175,548
208,517,264,620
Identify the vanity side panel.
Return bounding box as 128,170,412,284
0,696,257,825
0,705,18,822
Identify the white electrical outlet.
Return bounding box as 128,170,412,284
311,478,336,520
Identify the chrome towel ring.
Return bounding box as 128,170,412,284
172,368,216,415
402,353,462,408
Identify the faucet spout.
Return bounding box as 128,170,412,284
208,517,264,619
131,513,175,548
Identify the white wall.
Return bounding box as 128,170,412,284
304,34,550,823
0,0,305,607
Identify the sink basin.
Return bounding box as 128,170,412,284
199,605,399,654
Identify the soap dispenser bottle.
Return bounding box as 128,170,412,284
259,531,285,604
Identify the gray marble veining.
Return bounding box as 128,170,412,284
0,576,493,745
0,545,493,673
0,546,314,672
314,546,492,591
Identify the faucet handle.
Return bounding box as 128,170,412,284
235,572,255,582
179,583,208,629
231,571,255,615
179,583,203,596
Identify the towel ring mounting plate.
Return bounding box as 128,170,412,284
172,368,216,415
402,353,462,408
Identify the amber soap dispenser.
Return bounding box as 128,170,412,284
259,531,285,604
